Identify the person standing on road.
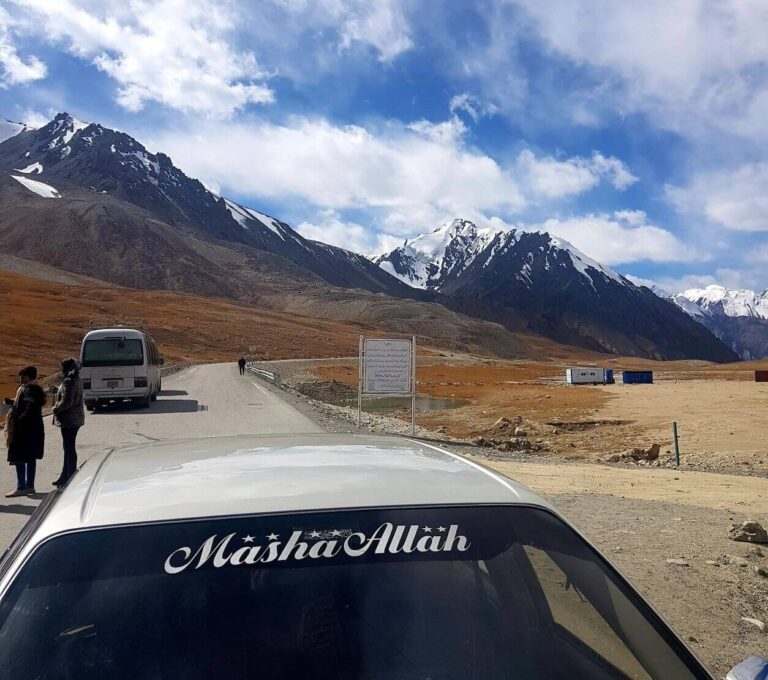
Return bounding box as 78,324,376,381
238,356,247,376
4,366,46,497
52,358,85,488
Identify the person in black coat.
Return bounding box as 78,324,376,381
238,357,247,376
4,366,46,497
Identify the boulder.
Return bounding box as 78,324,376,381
513,427,527,437
729,521,768,544
493,417,511,431
629,444,661,461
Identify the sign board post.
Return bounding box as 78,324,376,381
358,336,416,435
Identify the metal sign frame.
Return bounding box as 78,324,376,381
358,336,416,435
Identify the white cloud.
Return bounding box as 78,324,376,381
297,210,372,253
154,113,638,244
406,116,467,145
0,6,46,86
588,152,637,190
13,106,51,128
12,0,273,116
516,149,636,198
252,0,412,66
613,209,646,226
667,162,768,232
652,269,768,294
624,274,660,290
449,93,498,122
337,0,412,62
153,115,527,219
508,0,768,143
538,212,699,265
297,209,402,255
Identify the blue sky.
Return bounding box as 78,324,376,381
1,0,768,292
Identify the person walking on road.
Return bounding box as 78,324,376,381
4,366,46,497
52,358,85,488
238,356,247,376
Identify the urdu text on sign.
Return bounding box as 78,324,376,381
363,339,412,394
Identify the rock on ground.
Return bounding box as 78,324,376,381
729,521,768,544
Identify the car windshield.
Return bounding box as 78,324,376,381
0,506,705,680
82,338,144,367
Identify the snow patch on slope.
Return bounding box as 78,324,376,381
10,175,61,198
15,162,43,174
224,198,251,229
0,118,29,143
549,235,624,288
243,207,286,240
222,198,289,241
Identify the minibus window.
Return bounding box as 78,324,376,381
82,339,144,367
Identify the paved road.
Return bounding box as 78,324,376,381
0,363,321,548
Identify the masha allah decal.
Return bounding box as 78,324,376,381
164,523,471,574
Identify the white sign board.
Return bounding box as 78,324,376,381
363,338,412,394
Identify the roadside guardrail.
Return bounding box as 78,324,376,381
246,363,282,388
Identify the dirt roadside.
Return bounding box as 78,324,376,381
262,361,768,677
466,458,768,675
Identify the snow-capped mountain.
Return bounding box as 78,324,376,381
377,220,737,361
377,219,628,294
666,285,768,359
377,219,503,289
0,113,738,362
674,285,768,320
0,113,409,295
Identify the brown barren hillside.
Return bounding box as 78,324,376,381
0,269,375,397
1,267,586,398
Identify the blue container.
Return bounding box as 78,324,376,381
605,369,615,384
622,370,653,384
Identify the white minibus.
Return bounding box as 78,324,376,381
79,328,162,410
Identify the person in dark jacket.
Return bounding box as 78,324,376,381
4,366,46,497
52,358,85,487
238,356,247,376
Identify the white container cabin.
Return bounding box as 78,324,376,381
566,367,607,385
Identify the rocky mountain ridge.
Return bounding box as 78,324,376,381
0,112,739,362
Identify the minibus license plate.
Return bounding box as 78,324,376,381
107,380,119,389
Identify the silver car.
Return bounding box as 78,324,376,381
0,434,761,679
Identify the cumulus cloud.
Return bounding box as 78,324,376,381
297,210,371,253
667,162,768,232
297,210,403,255
0,6,46,86
516,149,636,198
537,212,699,265
153,112,640,247
12,0,273,116
153,115,527,219
613,209,646,226
508,0,768,143
624,274,661,290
